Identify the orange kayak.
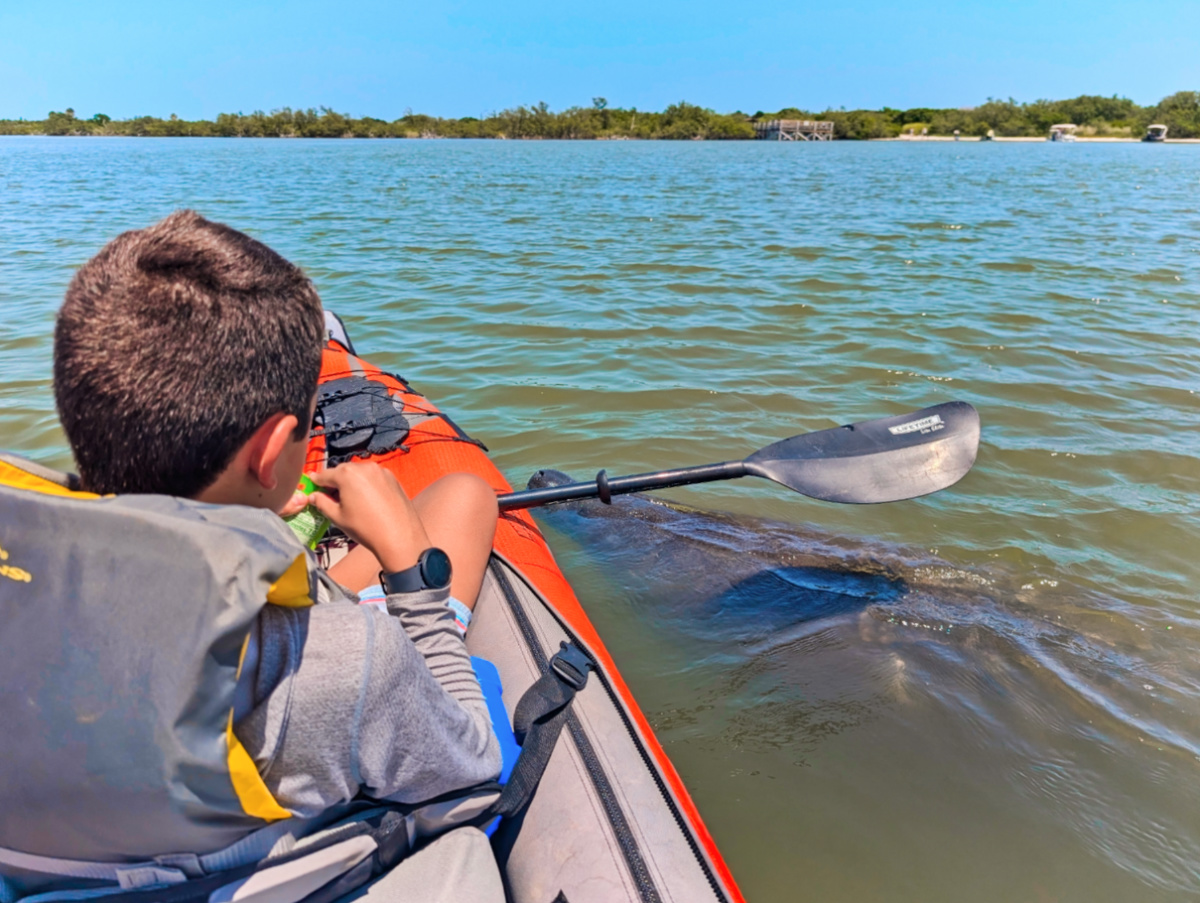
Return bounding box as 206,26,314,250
310,336,744,903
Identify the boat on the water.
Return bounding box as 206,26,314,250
1048,123,1078,142
1143,123,1169,142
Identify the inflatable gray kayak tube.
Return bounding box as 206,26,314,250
465,555,732,903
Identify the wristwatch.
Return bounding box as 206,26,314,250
379,548,453,595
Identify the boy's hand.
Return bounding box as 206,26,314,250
279,488,311,518
309,463,430,573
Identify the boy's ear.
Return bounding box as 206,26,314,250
247,413,301,491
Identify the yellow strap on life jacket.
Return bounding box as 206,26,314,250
226,710,292,822
228,552,312,817
266,553,314,608
226,633,293,822
0,460,98,499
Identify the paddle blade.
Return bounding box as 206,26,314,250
742,401,980,504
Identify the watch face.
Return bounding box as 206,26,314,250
420,548,453,589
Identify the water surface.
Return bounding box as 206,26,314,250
2,137,1198,901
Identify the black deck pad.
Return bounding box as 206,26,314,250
316,376,411,465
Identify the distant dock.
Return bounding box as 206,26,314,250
753,119,835,141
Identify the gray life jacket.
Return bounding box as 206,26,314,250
0,456,505,903
0,455,587,903
0,454,320,860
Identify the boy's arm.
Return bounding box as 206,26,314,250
242,601,501,814
242,461,500,808
351,595,502,804
384,583,485,708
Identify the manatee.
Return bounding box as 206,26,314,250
524,469,1142,644
525,468,964,644
524,469,1196,713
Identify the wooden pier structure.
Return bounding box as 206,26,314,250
753,119,835,141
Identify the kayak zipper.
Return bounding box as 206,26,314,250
490,557,730,903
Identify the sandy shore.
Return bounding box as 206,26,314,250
887,135,1200,143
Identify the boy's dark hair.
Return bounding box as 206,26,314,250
55,210,325,497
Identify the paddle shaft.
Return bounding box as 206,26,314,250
498,461,748,511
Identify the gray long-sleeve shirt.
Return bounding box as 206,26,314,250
233,572,502,815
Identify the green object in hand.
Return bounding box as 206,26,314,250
284,474,330,549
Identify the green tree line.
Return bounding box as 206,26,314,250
3,93,1198,140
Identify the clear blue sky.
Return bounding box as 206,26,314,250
2,0,1197,119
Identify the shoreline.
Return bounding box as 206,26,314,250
7,93,1197,141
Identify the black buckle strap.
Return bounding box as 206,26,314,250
550,641,593,691
487,642,592,820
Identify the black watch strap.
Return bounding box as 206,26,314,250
379,547,452,595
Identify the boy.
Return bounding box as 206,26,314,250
52,210,502,818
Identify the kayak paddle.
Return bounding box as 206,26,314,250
497,401,980,512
